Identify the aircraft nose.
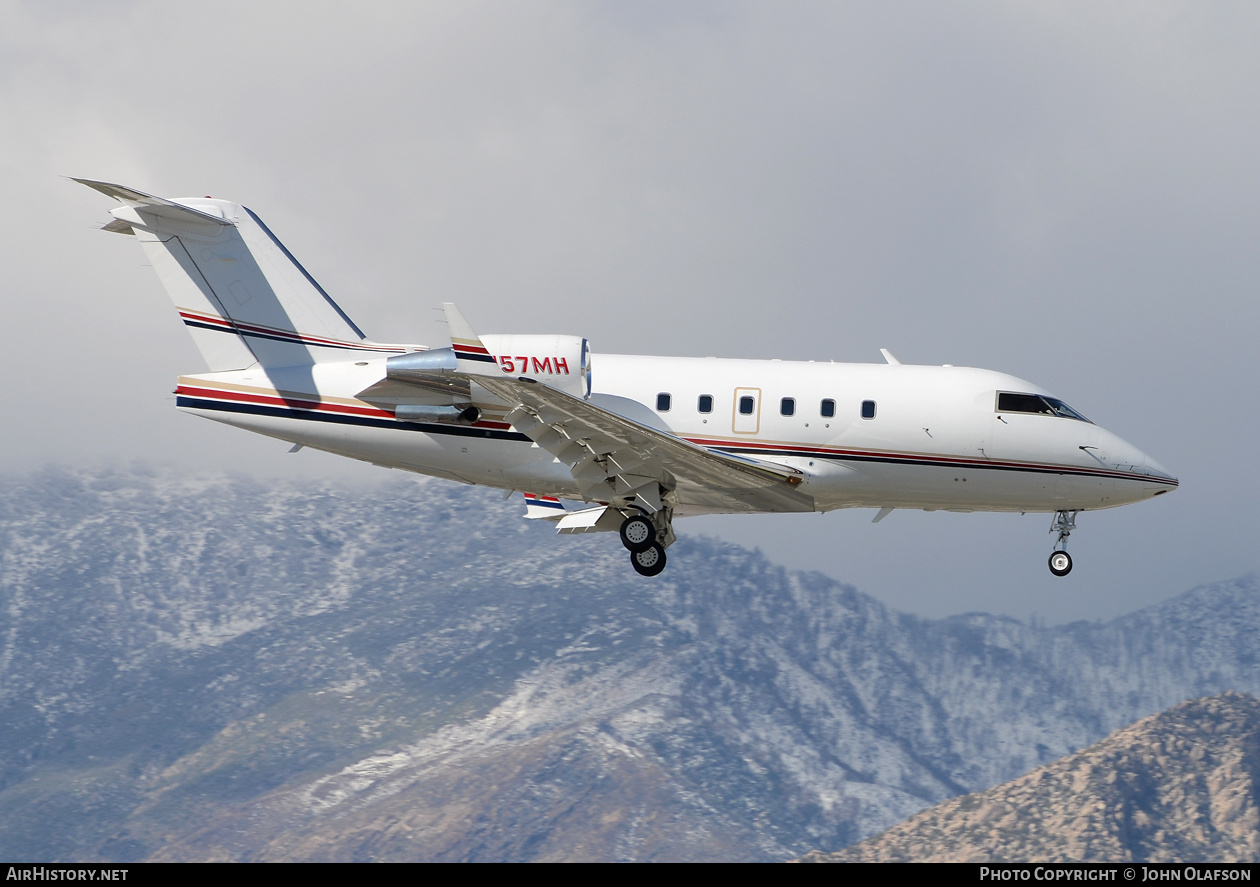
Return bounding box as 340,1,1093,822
1100,429,1178,490
1123,437,1178,489
1141,453,1178,486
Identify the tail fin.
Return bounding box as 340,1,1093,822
77,179,383,371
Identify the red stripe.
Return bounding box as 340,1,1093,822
177,385,393,419
180,311,234,329
177,384,513,430
683,436,1173,485
452,343,491,356
175,386,1166,485
178,310,406,353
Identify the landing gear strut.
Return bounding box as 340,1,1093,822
1048,510,1077,577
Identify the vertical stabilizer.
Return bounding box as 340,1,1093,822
77,179,391,371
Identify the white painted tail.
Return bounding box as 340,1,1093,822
77,179,380,371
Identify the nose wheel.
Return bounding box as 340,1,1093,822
1048,510,1077,577
1048,550,1073,577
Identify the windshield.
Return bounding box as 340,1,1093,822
996,392,1092,423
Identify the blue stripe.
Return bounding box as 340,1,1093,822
708,445,1175,486
176,395,1172,488
182,318,398,352
177,396,530,442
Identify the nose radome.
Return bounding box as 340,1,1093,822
1103,430,1177,485
1142,453,1178,485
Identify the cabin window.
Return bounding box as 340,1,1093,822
657,393,672,412
780,397,795,417
996,392,1091,423
861,400,877,419
821,399,835,418
698,394,713,413
739,395,755,415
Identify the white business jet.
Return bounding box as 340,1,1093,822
77,179,1177,577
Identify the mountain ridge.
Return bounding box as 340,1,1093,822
0,466,1255,860
799,692,1260,862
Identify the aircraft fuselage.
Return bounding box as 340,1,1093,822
174,353,1176,517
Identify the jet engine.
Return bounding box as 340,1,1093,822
377,334,592,422
480,334,592,398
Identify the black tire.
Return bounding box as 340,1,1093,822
620,515,656,553
631,543,667,577
1048,550,1073,577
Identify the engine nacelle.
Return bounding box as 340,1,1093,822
480,334,591,398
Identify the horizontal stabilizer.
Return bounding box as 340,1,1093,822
71,178,232,227
523,493,567,520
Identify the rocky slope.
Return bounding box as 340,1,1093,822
800,692,1260,862
0,467,1257,861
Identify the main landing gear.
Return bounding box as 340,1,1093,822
620,512,671,577
1048,510,1077,577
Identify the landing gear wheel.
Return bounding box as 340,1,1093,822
631,543,667,577
620,515,657,553
1048,550,1073,577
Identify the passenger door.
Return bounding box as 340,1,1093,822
732,387,761,434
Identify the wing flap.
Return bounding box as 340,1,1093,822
474,374,813,515
379,302,813,516
555,505,625,534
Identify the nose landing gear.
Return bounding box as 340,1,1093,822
1048,510,1077,577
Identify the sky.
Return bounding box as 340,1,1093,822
1,1,1256,624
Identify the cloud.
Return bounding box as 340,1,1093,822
2,1,1254,622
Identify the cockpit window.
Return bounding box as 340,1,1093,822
996,392,1091,423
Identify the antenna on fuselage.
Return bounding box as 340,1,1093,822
879,349,901,365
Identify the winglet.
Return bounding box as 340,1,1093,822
441,303,498,371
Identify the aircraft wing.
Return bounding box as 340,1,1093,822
471,372,814,515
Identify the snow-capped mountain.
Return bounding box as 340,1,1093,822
1,468,1255,861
